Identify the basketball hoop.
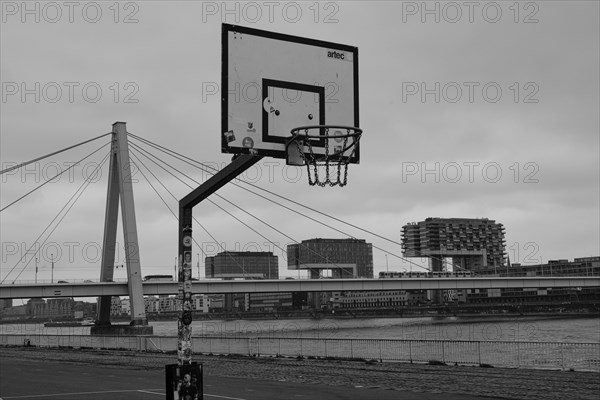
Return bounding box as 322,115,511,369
286,125,362,187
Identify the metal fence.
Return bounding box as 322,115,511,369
2,334,598,372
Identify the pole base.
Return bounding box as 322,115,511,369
166,363,203,400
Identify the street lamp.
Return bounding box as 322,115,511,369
51,253,54,283
35,257,38,284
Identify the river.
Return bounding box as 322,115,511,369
2,315,599,343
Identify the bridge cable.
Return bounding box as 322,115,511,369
0,141,111,212
127,134,429,272
128,132,462,269
126,133,408,247
127,134,430,272
2,151,110,284
130,149,258,275
129,143,351,275
130,143,312,267
129,141,296,249
0,132,112,175
130,146,265,275
129,144,310,275
128,141,356,273
128,150,208,260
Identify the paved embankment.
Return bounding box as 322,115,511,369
1,346,598,400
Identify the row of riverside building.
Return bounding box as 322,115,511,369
131,254,600,314
1,218,598,319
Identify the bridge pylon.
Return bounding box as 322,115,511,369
92,122,152,335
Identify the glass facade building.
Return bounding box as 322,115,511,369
205,251,279,279
287,238,374,278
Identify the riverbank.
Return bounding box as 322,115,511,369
148,306,600,322
1,345,598,400
2,308,597,325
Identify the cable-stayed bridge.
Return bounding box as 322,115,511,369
2,276,599,299
2,122,598,333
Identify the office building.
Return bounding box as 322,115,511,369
205,251,278,279
459,256,599,305
402,217,506,271
287,238,374,278
476,256,600,277
246,293,293,312
330,290,428,308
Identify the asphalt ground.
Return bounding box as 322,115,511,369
0,357,503,400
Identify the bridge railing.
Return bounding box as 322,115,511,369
1,278,129,285
1,334,598,372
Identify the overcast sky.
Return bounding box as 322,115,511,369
1,1,598,285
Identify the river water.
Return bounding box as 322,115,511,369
2,315,599,343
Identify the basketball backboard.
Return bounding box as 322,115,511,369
221,24,359,163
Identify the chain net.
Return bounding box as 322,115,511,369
292,126,361,187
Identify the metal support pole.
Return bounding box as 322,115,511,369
176,154,263,366
177,206,194,364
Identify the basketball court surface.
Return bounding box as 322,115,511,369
0,356,502,400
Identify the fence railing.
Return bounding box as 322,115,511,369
2,334,598,372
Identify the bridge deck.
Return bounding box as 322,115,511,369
1,277,598,299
